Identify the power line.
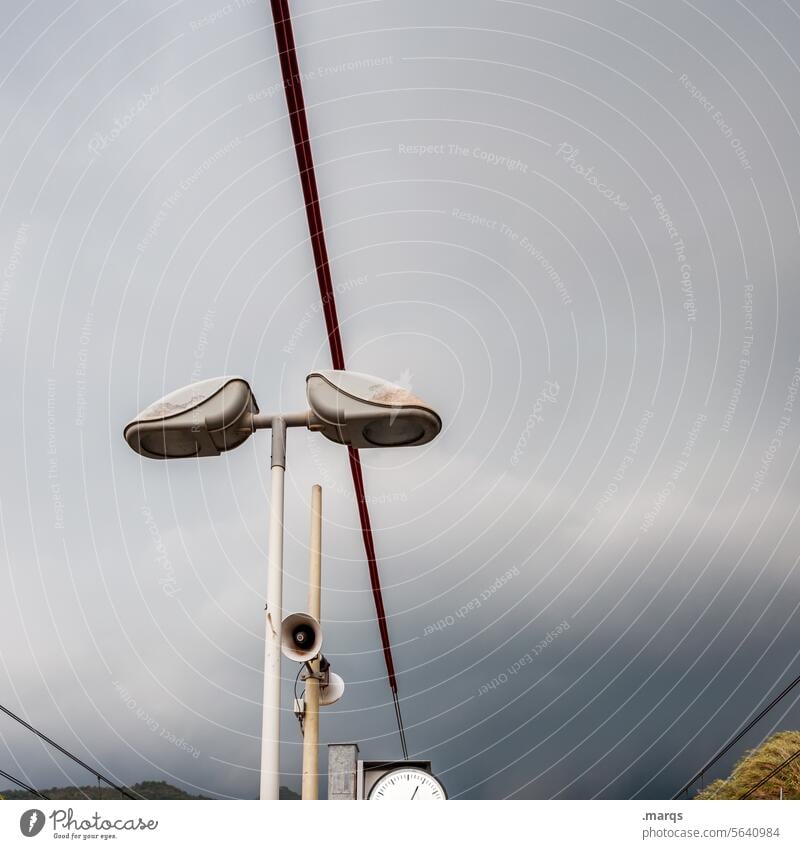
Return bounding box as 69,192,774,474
0,703,138,800
268,0,408,758
0,767,49,800
739,748,800,799
673,669,800,799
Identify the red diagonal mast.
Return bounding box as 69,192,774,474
269,0,407,756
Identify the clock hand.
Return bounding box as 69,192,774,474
411,785,419,800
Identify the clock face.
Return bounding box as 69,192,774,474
368,767,447,800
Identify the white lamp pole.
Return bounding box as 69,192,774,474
260,418,286,800
124,370,442,802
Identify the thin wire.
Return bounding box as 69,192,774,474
739,748,800,799
0,702,138,799
392,692,409,760
293,664,306,737
672,669,800,799
0,767,49,800
294,664,303,707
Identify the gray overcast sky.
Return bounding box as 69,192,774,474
2,0,800,800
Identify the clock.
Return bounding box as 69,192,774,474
368,766,447,800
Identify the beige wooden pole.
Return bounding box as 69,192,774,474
301,484,322,799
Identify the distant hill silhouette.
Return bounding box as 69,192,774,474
0,779,300,801
696,731,800,799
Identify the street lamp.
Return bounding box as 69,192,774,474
124,369,441,800
305,370,441,448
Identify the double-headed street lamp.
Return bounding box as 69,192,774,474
124,370,442,799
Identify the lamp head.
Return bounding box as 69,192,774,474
306,370,441,449
124,377,258,459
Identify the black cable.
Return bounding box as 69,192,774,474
0,767,49,800
672,669,800,799
392,691,409,760
294,664,303,707
0,703,138,800
293,665,305,735
739,748,800,799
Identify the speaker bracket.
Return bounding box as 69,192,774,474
300,664,326,682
